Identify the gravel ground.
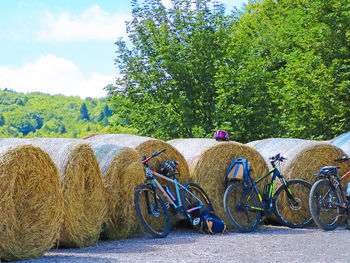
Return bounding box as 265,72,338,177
19,225,350,263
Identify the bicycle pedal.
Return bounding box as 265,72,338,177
192,217,200,226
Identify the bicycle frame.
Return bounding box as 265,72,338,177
243,165,293,214
144,165,205,223
323,170,350,210
339,170,350,203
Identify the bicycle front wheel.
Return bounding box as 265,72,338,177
223,182,261,232
134,184,171,238
273,179,313,228
309,179,342,230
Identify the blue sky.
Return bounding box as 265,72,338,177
0,0,247,99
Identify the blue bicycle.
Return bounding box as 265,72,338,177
134,149,214,238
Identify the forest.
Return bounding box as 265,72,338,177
0,89,134,138
107,0,350,143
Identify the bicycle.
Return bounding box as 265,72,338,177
223,153,313,232
134,148,214,238
309,156,350,230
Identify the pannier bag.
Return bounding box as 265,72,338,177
225,158,251,189
200,209,226,235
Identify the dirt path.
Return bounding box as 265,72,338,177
21,225,350,263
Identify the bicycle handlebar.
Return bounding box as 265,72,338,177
269,153,286,166
142,148,166,164
334,156,350,163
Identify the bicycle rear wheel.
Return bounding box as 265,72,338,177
309,179,342,230
273,179,313,228
223,182,261,232
134,184,171,238
180,182,214,225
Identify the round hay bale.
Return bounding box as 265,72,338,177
87,142,145,240
247,138,350,184
0,144,63,261
169,138,268,227
0,138,107,248
85,134,190,184
331,132,350,157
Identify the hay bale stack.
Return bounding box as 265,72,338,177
169,138,268,225
86,142,145,240
247,138,350,184
0,144,63,261
85,134,190,184
0,138,107,248
331,132,350,156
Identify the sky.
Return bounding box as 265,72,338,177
0,0,248,99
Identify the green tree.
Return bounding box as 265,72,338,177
28,113,43,129
60,125,67,134
103,105,113,117
79,103,90,121
217,0,350,142
98,111,105,122
10,118,36,136
0,114,5,126
108,0,234,139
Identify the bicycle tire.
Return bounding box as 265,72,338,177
223,182,261,232
309,179,342,230
134,184,171,238
180,182,214,224
273,179,313,228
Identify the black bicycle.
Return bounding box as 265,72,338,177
134,148,214,238
309,156,350,230
223,153,313,232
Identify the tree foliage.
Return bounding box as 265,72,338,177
217,0,350,141
108,0,350,142
108,0,234,139
79,103,90,121
0,90,124,138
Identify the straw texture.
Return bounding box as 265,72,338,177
0,144,63,261
247,138,350,184
87,142,145,240
170,138,268,226
0,138,107,248
85,134,190,184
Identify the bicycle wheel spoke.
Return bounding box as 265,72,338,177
135,185,171,238
274,179,312,228
309,179,342,230
224,183,261,232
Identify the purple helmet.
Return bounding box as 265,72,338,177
214,130,229,141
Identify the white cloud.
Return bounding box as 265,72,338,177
162,0,249,10
161,0,172,8
36,5,131,42
0,54,114,98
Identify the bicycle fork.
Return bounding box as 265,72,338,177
144,186,161,217
280,178,300,207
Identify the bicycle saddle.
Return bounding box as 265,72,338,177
319,166,340,176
